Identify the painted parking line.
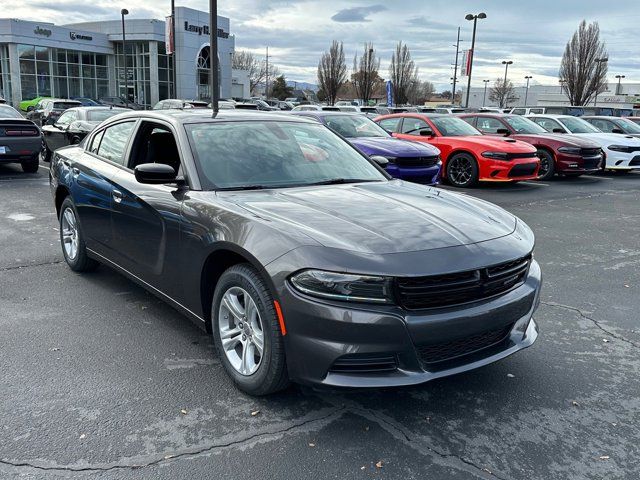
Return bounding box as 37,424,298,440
520,181,549,187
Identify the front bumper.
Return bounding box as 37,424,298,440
385,163,441,185
555,152,602,174
279,259,542,388
603,151,640,170
478,157,540,182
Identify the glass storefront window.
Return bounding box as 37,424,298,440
20,60,35,75
35,47,49,61
18,45,35,60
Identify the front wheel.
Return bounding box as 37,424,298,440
536,149,555,180
59,197,99,272
446,153,479,188
212,264,289,395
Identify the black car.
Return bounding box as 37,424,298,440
41,106,129,161
72,97,104,107
26,98,82,126
99,96,145,110
50,110,541,395
0,104,42,173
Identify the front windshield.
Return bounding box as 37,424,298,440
87,109,125,122
617,118,640,134
0,105,23,119
504,116,548,134
560,117,600,133
324,115,390,138
431,116,481,136
186,121,387,189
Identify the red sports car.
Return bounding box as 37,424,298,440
460,113,603,180
374,113,540,187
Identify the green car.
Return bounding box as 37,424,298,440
19,96,50,112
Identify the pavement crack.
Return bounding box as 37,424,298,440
0,260,63,272
0,406,346,473
542,301,640,349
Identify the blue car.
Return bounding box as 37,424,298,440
290,111,441,184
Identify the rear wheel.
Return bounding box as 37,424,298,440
59,197,99,272
536,149,555,180
21,156,39,173
212,264,289,395
446,153,479,188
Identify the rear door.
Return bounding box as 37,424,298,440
70,120,137,256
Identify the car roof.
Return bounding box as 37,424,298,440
526,114,572,119
292,111,366,117
104,109,320,125
379,112,448,118
460,112,515,117
582,115,621,120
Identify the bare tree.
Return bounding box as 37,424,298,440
389,42,420,105
232,50,279,96
352,43,380,103
489,78,519,108
317,41,347,105
559,20,608,106
407,80,435,105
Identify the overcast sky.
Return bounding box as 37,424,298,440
5,0,640,90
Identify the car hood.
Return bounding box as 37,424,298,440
513,132,600,148
217,181,517,254
348,136,440,157
571,132,640,146
448,135,537,152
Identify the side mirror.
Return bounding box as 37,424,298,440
134,163,178,184
612,128,624,134
496,128,510,136
552,128,565,134
419,128,434,137
370,155,389,168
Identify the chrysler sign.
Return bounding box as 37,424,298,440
70,32,93,41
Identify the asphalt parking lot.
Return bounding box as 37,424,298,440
1,163,639,480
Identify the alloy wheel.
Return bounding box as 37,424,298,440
218,286,264,376
61,207,79,261
448,156,474,186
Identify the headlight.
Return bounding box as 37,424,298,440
481,151,509,160
382,156,397,163
557,146,581,155
289,270,394,304
608,145,631,152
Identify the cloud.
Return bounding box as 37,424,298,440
331,5,386,23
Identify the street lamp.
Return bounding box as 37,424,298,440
500,60,513,108
615,74,625,95
482,79,490,107
464,12,487,107
524,75,532,106
120,9,129,108
593,57,608,107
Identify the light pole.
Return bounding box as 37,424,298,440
500,60,513,108
452,27,461,106
209,0,219,115
615,74,625,95
593,57,608,107
171,0,176,98
482,79,490,107
524,75,532,106
464,12,487,108
121,9,129,108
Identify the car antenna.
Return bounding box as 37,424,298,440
209,0,219,118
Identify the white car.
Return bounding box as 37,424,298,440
291,105,341,112
527,114,640,171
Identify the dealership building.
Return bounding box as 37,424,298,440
0,6,235,108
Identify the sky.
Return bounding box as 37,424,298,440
4,0,640,91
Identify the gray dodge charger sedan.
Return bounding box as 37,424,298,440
49,110,541,395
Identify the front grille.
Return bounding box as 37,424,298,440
395,255,531,310
581,153,602,169
416,323,514,366
505,152,538,160
329,354,398,373
630,156,640,166
394,155,440,168
580,148,601,157
508,163,538,177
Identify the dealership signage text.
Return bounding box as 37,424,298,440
183,21,229,38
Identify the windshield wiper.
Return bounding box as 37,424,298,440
304,178,381,186
216,184,269,191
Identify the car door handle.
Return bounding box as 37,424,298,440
112,190,123,204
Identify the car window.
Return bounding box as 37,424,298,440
56,111,77,125
0,105,23,119
400,117,430,135
96,121,136,165
530,117,562,132
186,121,386,190
529,108,544,114
54,102,80,110
589,119,615,132
475,117,504,133
377,117,401,133
504,116,548,134
431,116,481,136
324,115,389,138
511,108,525,115
559,117,600,134
87,109,126,122
89,130,105,154
617,118,640,134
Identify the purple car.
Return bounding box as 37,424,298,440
290,111,441,184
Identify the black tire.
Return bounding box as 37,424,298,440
59,197,99,272
211,263,289,395
446,153,479,188
536,149,555,180
71,136,82,145
21,156,39,173
42,146,52,163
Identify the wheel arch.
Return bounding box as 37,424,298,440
54,185,71,218
443,148,478,179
